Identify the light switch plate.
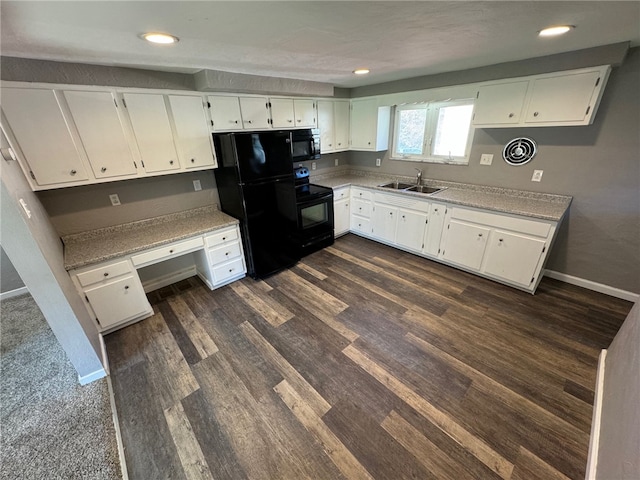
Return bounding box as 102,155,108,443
334,158,339,167
193,179,202,191
109,194,121,206
376,158,381,167
480,154,493,165
531,170,544,182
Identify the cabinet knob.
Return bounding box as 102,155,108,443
169,249,174,253
402,215,405,219
103,272,109,277
222,236,227,241
101,167,107,173
367,142,371,145
328,144,332,147
508,113,514,118
191,158,195,163
297,119,301,123
389,212,393,216
229,268,234,272
478,233,483,237
499,238,504,242
124,285,129,290
225,252,229,256
434,208,438,212
246,120,253,124
338,143,342,146
70,169,77,176
170,160,174,165
288,119,293,123
533,112,539,117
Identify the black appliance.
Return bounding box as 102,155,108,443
291,129,321,162
213,131,300,279
293,166,334,256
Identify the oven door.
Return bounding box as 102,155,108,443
296,193,334,256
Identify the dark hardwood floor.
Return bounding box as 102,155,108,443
105,234,632,480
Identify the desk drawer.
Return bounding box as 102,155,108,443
76,260,133,287
212,257,245,284
208,242,242,266
131,237,204,267
205,227,239,248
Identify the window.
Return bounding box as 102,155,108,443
391,99,475,164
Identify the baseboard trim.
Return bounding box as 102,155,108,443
544,270,639,302
107,374,129,480
0,286,28,301
586,349,607,480
142,266,196,293
78,367,107,385
99,333,110,376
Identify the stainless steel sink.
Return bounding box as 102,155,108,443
405,185,446,195
378,181,415,190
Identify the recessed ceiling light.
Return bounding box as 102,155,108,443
141,32,179,44
353,68,370,75
538,25,575,37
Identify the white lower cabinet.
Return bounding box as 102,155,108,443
372,203,398,244
333,186,351,237
350,188,374,237
441,220,490,270
482,230,547,287
396,208,428,253
423,203,446,257
202,225,247,288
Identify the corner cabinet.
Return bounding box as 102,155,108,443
333,186,351,236
349,98,391,151
0,84,218,191
473,65,611,128
318,99,350,153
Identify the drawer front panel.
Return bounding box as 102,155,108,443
208,242,242,265
334,187,350,201
450,207,551,238
76,260,133,287
131,237,204,267
351,216,371,235
212,258,245,284
351,199,372,218
351,188,372,201
205,227,239,248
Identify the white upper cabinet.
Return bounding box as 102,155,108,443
523,70,603,124
64,90,137,179
208,95,243,131
473,65,611,128
1,87,89,187
350,98,391,151
473,81,528,125
168,95,217,169
239,96,271,130
270,98,296,128
318,99,350,153
293,99,316,127
123,93,180,173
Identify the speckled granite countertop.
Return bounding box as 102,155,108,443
312,170,572,222
62,206,239,271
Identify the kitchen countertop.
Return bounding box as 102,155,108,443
62,206,239,271
312,171,572,222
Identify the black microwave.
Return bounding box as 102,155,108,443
291,129,321,162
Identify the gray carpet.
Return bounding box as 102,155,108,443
1,293,123,479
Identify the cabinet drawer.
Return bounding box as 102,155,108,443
131,237,204,267
351,216,371,234
212,258,245,284
351,198,372,218
334,187,350,201
204,227,239,248
76,260,133,287
351,188,372,201
208,242,242,266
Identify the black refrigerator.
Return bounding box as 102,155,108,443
213,131,299,279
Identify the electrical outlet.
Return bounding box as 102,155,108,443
334,158,339,167
531,170,544,182
311,162,317,170
376,158,381,167
480,154,493,165
109,194,121,206
193,179,202,191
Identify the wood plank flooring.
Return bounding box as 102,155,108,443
105,234,632,480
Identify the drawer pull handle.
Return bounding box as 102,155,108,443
478,233,483,237
229,268,234,272
101,167,107,173
124,285,129,290
169,249,174,254
533,112,539,117
70,169,77,176
169,160,174,165
499,238,504,242
103,272,109,277
191,158,195,163
225,252,229,256
508,113,514,118
222,237,226,240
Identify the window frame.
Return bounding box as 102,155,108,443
390,98,476,165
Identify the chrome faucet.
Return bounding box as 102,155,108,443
415,168,423,185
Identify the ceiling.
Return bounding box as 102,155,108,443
1,1,639,88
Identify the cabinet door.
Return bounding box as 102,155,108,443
85,275,150,329
483,230,546,287
423,203,446,256
64,90,137,179
270,98,295,128
317,100,335,153
441,220,490,270
473,81,529,125
350,98,376,150
524,71,601,124
334,100,350,151
396,208,428,252
168,95,216,169
372,204,398,244
239,97,271,130
1,88,89,186
294,99,316,127
123,93,180,173
209,95,243,131
334,198,350,236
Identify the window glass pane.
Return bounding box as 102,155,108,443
432,104,474,157
396,108,427,155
